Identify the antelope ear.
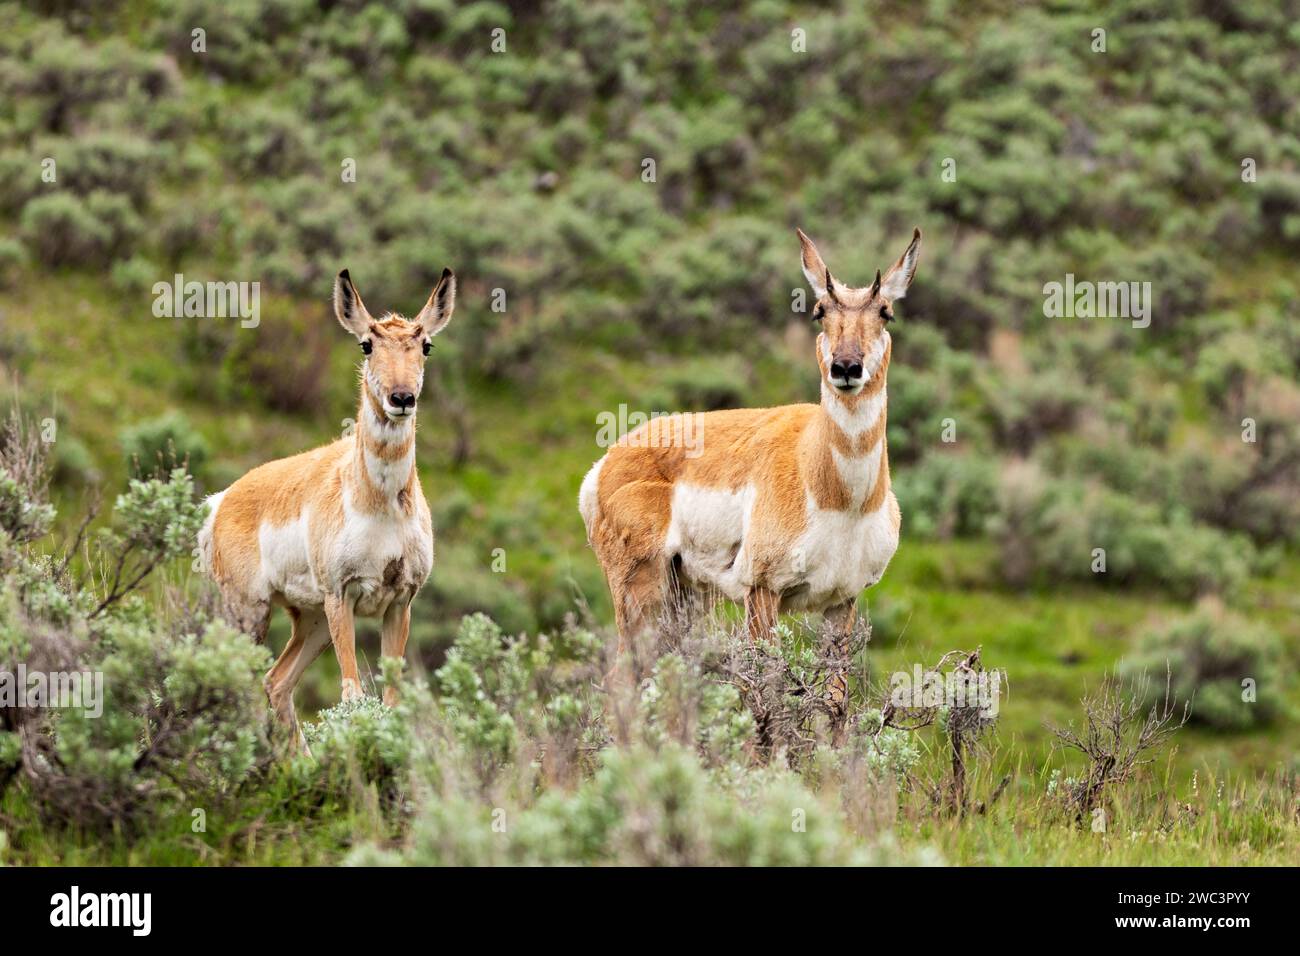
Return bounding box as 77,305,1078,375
333,269,372,339
879,228,922,300
416,268,456,337
797,228,833,299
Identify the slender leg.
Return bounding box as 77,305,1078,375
380,600,411,707
608,559,667,684
265,607,331,750
824,597,857,743
745,586,781,643
324,592,363,702
607,593,643,689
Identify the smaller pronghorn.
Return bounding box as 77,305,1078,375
199,269,457,744
580,227,920,713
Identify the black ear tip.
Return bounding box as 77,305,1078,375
913,227,922,241
338,268,350,281
441,267,454,280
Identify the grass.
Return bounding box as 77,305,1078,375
3,274,1297,865
893,765,1298,865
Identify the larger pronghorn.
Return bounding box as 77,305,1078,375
580,227,919,706
199,268,456,743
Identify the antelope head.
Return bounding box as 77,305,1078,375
797,227,921,397
333,269,457,421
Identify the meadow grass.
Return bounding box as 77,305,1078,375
3,277,1296,866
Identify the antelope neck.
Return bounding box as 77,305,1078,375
353,385,417,507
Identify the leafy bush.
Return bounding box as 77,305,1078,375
283,692,415,812
220,299,332,413
662,355,751,411
0,238,25,288
27,616,273,829
992,462,1257,596
119,411,210,479
894,452,999,539
352,742,939,866
23,177,144,262
433,612,603,779
640,652,754,768
0,430,270,832
1121,602,1286,730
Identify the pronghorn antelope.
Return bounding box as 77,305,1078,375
580,227,920,709
198,268,456,743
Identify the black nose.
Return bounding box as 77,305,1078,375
390,391,416,409
831,360,864,381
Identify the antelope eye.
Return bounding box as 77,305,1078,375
881,307,893,322
361,340,372,355
422,341,431,356
812,304,825,323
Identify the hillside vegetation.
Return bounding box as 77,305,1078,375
0,0,1298,864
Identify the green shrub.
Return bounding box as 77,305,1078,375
0,422,270,833
0,469,55,547
37,616,274,825
120,411,210,479
18,191,141,268
894,452,999,539
1121,603,1286,730
992,462,1256,596
663,355,751,411
352,742,939,866
0,238,26,288
640,652,754,767
285,694,414,811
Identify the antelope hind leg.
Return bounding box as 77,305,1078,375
265,606,331,753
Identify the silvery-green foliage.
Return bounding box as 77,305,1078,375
1120,604,1285,730
352,742,941,867
847,710,923,783
0,442,272,831
640,652,754,768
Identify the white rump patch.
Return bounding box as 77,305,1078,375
578,455,605,536
196,489,227,575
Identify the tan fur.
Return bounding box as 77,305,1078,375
581,229,920,680
200,269,456,748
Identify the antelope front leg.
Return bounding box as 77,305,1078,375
380,599,411,707
324,592,364,703
824,597,857,743
745,586,781,643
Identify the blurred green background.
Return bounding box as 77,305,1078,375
1,0,1297,776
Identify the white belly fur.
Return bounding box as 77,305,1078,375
664,483,754,602
663,482,898,612
255,498,433,618
257,512,319,608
